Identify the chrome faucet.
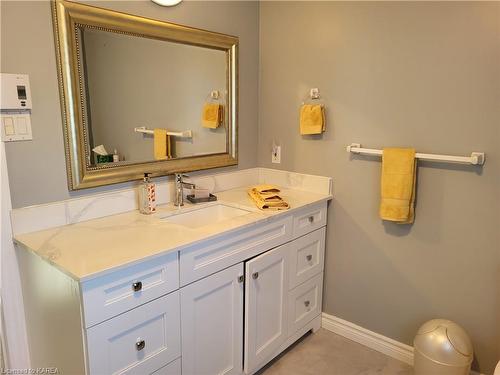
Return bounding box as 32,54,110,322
174,173,195,207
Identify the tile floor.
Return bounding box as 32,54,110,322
259,329,413,375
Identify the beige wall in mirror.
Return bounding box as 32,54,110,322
83,28,228,165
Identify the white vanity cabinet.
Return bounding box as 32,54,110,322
180,203,327,375
17,201,328,375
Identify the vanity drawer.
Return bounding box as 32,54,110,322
289,227,325,290
179,215,293,286
292,202,327,238
287,273,323,335
86,291,181,375
151,358,181,375
82,252,179,327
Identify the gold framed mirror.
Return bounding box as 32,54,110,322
52,0,238,190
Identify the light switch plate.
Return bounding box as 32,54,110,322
1,113,32,141
3,117,15,136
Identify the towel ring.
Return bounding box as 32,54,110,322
205,90,224,103
301,88,324,106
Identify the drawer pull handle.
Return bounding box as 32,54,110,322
304,300,310,307
238,275,244,283
136,339,146,351
132,281,142,292
252,272,259,280
306,254,313,261
308,216,314,223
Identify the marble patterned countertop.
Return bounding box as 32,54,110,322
14,186,332,282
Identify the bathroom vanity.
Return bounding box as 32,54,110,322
14,184,330,375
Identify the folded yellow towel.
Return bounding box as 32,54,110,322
252,184,281,195
202,103,223,129
248,187,290,211
250,188,282,203
379,148,417,224
300,104,326,135
153,128,172,160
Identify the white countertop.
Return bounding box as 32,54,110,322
14,186,331,282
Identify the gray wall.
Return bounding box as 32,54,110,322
259,2,499,374
1,0,259,208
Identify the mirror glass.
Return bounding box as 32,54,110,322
80,27,228,166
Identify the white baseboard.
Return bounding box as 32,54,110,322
321,313,483,375
321,313,414,365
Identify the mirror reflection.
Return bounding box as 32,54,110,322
80,27,228,166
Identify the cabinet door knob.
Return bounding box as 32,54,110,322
238,275,244,283
304,300,310,307
252,272,259,280
132,281,142,292
306,254,313,261
308,216,314,223
136,339,146,351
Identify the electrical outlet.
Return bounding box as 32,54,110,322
272,145,281,163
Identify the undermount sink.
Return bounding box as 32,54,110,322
161,203,252,229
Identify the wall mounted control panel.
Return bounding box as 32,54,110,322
1,73,33,142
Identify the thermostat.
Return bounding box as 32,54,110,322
0,73,33,141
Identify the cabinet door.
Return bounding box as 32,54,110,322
244,244,289,374
181,263,244,375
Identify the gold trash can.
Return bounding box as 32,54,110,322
414,319,473,375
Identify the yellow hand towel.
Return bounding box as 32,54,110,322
300,104,326,135
250,188,282,203
154,128,172,160
202,103,222,129
252,184,281,195
379,148,417,224
248,188,289,211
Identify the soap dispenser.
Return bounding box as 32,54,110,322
139,173,156,214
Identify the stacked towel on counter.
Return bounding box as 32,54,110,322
202,103,224,129
299,104,326,135
248,184,290,211
153,128,172,160
379,148,417,224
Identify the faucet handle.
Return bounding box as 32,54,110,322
175,173,188,182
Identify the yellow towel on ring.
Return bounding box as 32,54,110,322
248,188,289,211
153,128,172,160
379,148,417,224
300,104,326,135
202,103,223,129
